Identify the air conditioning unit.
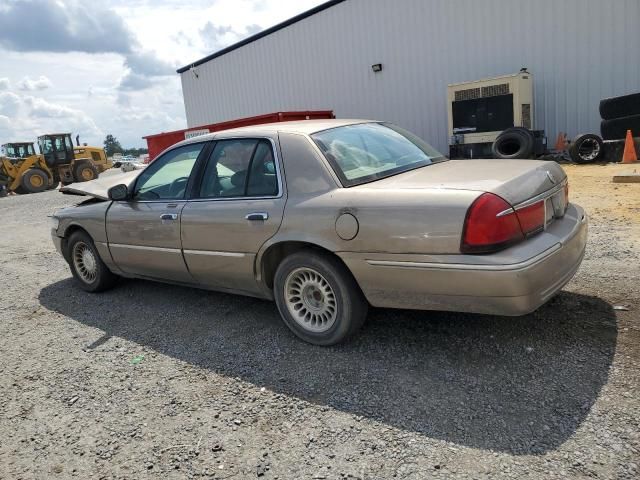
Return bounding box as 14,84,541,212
447,70,543,159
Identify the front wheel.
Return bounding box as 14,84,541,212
274,251,368,345
73,162,99,182
20,168,49,193
67,231,119,292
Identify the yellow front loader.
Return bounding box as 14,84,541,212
0,134,111,195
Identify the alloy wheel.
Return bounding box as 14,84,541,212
284,267,337,333
72,241,98,283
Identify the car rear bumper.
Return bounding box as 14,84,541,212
339,203,588,316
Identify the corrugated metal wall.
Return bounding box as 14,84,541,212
180,0,640,153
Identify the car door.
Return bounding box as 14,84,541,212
180,136,286,295
106,142,207,283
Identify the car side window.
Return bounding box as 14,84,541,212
198,139,279,198
133,143,204,201
247,141,278,197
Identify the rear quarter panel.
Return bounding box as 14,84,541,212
271,132,479,255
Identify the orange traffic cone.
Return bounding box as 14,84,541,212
554,132,567,151
622,130,638,164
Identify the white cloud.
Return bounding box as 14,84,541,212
0,114,11,132
0,91,21,117
118,72,154,91
17,75,53,91
0,77,10,90
22,95,102,137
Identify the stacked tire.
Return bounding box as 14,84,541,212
600,92,640,140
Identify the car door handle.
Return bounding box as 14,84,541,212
160,213,178,221
245,212,268,221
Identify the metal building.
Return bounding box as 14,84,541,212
178,0,640,153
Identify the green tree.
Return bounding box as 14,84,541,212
103,134,123,156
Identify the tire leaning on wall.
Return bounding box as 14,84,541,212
599,92,640,121
601,114,640,141
491,128,535,159
568,134,604,163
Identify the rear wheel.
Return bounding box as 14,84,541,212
274,251,368,345
73,162,99,182
20,168,49,193
67,231,119,292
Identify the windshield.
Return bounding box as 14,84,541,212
38,137,53,154
3,144,35,157
311,123,446,187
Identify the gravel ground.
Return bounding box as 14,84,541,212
0,164,639,479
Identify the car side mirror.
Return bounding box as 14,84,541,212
108,184,129,201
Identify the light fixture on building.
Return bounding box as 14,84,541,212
372,63,383,73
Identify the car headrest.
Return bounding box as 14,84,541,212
230,170,247,187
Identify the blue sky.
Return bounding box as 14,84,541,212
0,0,324,148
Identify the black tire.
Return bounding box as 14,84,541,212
491,128,535,159
113,162,122,168
601,114,640,140
273,250,368,346
66,230,119,292
599,92,640,120
73,161,99,183
568,133,604,163
20,168,49,193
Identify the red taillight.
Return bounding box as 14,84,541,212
515,200,545,236
462,193,549,254
461,193,524,253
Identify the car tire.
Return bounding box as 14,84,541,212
73,161,99,183
568,133,604,163
273,250,368,346
66,230,119,292
599,92,640,120
491,128,535,159
601,114,640,140
20,168,49,193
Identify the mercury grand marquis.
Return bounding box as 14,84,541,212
51,120,587,345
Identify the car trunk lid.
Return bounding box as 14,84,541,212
364,159,567,207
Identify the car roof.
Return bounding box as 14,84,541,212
179,119,377,146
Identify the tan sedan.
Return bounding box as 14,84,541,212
51,120,587,345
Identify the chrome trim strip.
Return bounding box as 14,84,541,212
109,243,182,253
496,207,515,217
183,249,246,258
366,244,562,272
513,180,567,210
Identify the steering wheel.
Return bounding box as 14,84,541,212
168,176,189,198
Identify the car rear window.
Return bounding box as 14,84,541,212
311,123,446,187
